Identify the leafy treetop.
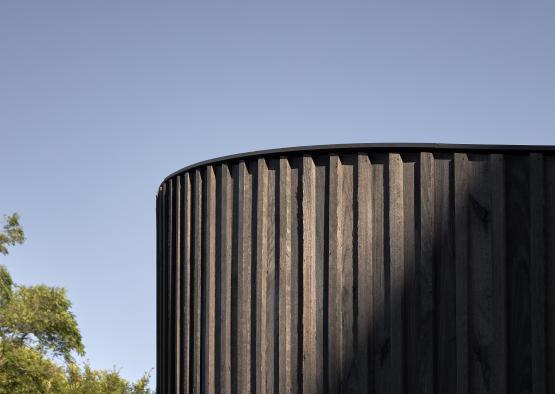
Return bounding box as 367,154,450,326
0,213,24,256
0,214,152,393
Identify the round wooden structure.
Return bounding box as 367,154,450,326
157,143,555,393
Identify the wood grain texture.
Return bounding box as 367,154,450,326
314,160,326,394
507,155,532,394
193,170,202,394
216,165,232,393
181,173,192,394
404,155,418,394
255,158,271,394
203,166,217,394
267,160,277,394
371,155,387,394
290,162,300,394
327,154,343,393
356,153,372,393
415,152,435,394
435,154,456,394
388,153,404,394
454,153,469,394
301,155,320,394
157,149,555,394
490,155,507,394
235,161,252,393
468,156,493,394
278,158,293,394
173,176,181,394
340,155,355,392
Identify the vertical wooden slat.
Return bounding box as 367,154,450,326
203,166,217,394
454,153,469,394
415,152,434,394
404,157,417,394
356,153,372,392
328,154,343,393
490,154,507,394
371,155,387,394
327,154,356,391
389,153,404,394
546,156,555,394
171,178,178,393
402,156,417,394
301,155,319,394
435,155,456,393
315,161,326,393
192,170,202,393
231,166,239,394
402,155,416,393
290,162,300,394
507,155,532,394
236,161,252,393
278,158,292,394
166,181,172,393
174,177,181,394
256,158,270,393
161,183,167,393
530,153,546,394
468,156,493,394
216,165,232,393
267,161,277,394
181,173,191,393
341,156,355,391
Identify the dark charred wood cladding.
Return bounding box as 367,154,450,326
157,144,555,394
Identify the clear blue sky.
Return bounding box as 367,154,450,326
1,0,554,384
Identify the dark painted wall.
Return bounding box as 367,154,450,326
157,145,555,394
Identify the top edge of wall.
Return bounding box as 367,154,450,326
158,142,555,190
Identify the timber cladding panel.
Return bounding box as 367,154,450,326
156,144,555,394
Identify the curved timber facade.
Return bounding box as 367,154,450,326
157,143,555,393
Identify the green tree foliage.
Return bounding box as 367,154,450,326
0,267,13,308
0,214,153,393
0,285,84,364
0,214,25,256
0,214,22,306
0,341,68,394
64,364,151,394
